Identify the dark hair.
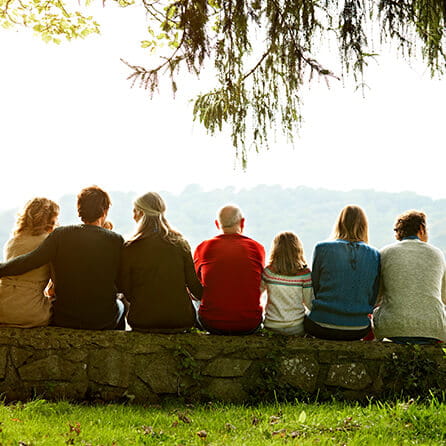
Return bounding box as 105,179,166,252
394,210,426,241
77,186,111,224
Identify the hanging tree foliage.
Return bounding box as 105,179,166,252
1,0,445,164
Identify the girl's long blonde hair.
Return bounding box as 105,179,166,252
268,231,307,276
332,204,369,243
126,192,185,247
14,197,59,237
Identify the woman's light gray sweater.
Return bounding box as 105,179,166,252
373,239,446,341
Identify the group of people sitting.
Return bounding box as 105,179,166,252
0,185,445,345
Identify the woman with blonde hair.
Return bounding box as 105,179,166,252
0,197,59,327
304,205,380,340
262,231,313,336
118,192,202,331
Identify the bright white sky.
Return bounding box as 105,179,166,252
0,3,445,211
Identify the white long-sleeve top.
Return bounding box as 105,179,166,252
261,266,313,333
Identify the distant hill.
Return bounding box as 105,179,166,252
1,185,446,262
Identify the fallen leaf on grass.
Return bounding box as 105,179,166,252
11,418,22,422
171,420,179,428
69,422,81,435
290,431,301,438
142,425,155,435
197,430,208,438
269,415,281,425
225,423,236,431
178,413,192,424
251,416,260,426
271,429,287,437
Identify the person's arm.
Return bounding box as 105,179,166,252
311,244,321,297
184,242,203,300
0,230,57,277
441,258,446,306
117,245,133,302
370,255,381,307
193,244,203,283
302,272,314,310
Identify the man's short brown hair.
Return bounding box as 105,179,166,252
394,210,426,241
77,186,111,224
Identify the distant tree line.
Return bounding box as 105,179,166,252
1,185,446,262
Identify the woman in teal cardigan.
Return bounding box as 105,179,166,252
304,205,380,340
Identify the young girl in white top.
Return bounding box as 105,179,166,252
262,231,313,335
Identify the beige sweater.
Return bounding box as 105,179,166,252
373,239,446,341
0,233,52,327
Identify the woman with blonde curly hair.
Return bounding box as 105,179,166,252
0,197,59,327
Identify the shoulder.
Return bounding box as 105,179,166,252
238,235,265,251
313,240,337,254
358,242,380,257
424,242,446,262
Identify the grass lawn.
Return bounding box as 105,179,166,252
1,398,445,445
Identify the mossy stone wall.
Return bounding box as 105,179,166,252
0,328,444,403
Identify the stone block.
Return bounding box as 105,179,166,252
280,355,319,392
18,355,85,382
136,353,178,394
0,346,8,379
326,363,372,390
204,358,252,377
127,378,160,404
10,347,33,368
205,378,248,402
88,349,132,388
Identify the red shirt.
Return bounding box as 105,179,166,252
194,233,265,331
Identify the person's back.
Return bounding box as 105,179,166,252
305,205,380,341
194,205,265,334
49,224,123,328
374,211,446,342
0,197,59,328
0,233,51,327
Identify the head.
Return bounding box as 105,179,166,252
103,221,113,230
333,205,369,243
77,186,111,224
215,205,244,234
14,197,60,237
269,231,307,275
128,192,183,245
394,210,428,242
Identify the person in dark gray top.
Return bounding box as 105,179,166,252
119,192,202,332
0,186,125,330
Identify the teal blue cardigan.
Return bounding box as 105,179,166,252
308,240,380,327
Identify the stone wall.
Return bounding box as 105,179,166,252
0,327,445,403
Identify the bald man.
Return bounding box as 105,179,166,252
194,205,265,335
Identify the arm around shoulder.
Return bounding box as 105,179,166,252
0,230,58,278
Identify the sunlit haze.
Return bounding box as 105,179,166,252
0,3,445,211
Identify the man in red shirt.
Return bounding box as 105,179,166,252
194,204,265,334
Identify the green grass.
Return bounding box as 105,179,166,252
1,398,446,445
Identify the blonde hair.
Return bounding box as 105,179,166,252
332,205,369,243
127,192,185,247
268,231,307,276
14,197,59,237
